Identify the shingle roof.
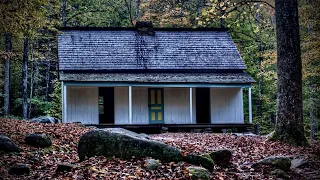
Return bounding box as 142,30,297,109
58,29,246,71
59,72,255,84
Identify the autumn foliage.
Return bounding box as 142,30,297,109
0,119,319,179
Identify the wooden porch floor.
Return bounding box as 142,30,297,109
85,123,253,134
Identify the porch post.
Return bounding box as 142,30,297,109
62,82,67,123
249,87,252,124
129,86,132,124
190,87,193,123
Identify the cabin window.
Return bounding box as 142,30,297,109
99,96,104,114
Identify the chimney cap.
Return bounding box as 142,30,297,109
135,21,154,36
135,21,153,28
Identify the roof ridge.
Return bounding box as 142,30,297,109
59,27,229,32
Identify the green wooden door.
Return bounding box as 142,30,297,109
148,88,164,124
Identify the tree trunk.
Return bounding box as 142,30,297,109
196,0,204,26
256,4,263,118
4,34,11,116
273,0,308,146
45,61,51,102
309,84,317,140
62,0,67,27
22,38,29,119
307,6,317,140
136,0,141,20
28,44,35,119
218,0,225,28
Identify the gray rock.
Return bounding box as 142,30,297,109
56,163,78,172
24,133,52,147
31,116,60,124
184,154,214,171
160,127,168,133
0,134,20,152
291,157,308,169
86,126,98,129
8,163,30,175
139,133,150,139
186,166,210,180
252,156,291,172
145,159,160,170
78,129,183,162
102,128,149,140
204,128,213,133
265,131,275,139
209,149,232,167
221,129,227,133
270,169,290,180
190,129,202,133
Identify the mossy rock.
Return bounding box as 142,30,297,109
252,156,291,172
201,153,212,160
184,154,214,171
24,133,52,148
270,169,290,180
209,149,232,167
186,166,210,180
145,159,160,170
0,134,21,152
8,163,30,175
78,129,183,162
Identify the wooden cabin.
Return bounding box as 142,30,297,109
58,25,255,128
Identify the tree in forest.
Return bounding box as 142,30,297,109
0,0,53,118
271,0,308,146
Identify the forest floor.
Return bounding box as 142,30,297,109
0,119,319,180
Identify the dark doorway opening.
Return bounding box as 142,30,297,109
99,87,114,124
196,88,211,123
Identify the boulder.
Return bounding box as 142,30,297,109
56,163,78,172
139,133,150,139
78,129,183,162
186,166,210,180
102,128,149,140
209,149,232,167
190,129,202,133
252,156,291,172
0,135,20,152
160,127,168,133
8,163,30,175
184,154,214,171
290,155,309,169
31,116,60,124
24,133,52,147
204,128,213,133
270,169,290,180
145,159,160,170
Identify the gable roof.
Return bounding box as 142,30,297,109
58,28,246,71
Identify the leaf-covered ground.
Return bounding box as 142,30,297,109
0,119,319,180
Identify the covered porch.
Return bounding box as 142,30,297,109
61,81,253,126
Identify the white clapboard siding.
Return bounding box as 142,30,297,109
132,87,149,124
66,87,98,124
192,88,196,124
114,87,129,124
210,88,244,124
164,88,191,124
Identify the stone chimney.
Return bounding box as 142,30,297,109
135,21,155,36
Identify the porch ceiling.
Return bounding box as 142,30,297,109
60,72,255,84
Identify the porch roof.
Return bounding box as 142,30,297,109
60,72,255,84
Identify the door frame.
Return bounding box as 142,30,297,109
148,88,164,124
